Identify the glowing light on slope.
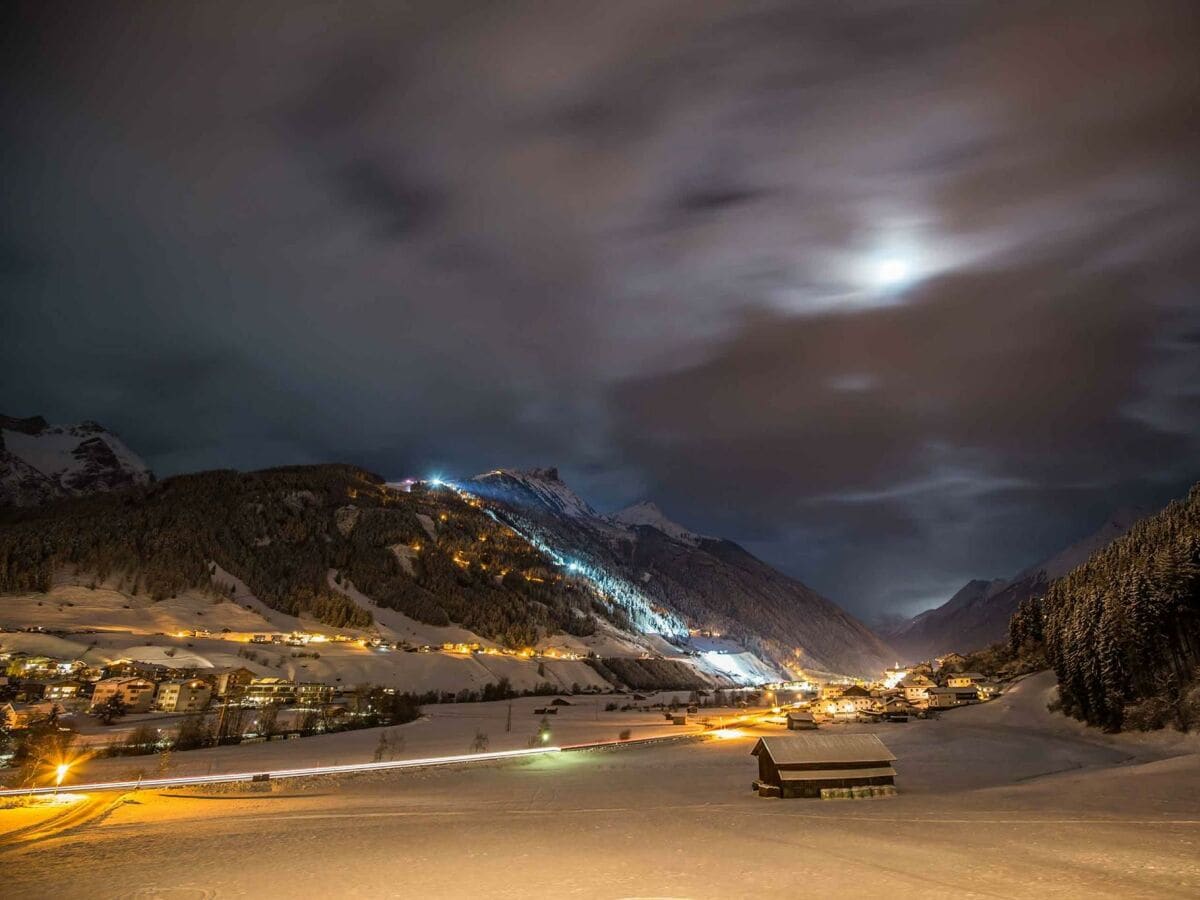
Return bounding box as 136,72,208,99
451,486,685,637
699,650,770,686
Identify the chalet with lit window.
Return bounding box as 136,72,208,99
42,681,82,701
241,677,296,706
839,684,874,712
899,673,936,705
212,666,256,698
155,679,213,712
947,672,986,688
927,686,979,708
91,677,157,713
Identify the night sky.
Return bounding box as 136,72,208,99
3,2,1199,621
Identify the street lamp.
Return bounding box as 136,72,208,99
54,761,71,795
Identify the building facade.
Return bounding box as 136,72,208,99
295,682,334,706
927,686,979,708
91,677,157,713
155,679,213,712
241,677,296,706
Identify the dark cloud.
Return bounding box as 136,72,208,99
2,0,1198,620
333,158,442,239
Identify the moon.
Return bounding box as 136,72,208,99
873,257,911,289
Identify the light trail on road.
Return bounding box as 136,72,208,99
0,746,561,798
0,716,763,799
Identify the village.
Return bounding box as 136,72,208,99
761,655,1002,729
1,624,1000,776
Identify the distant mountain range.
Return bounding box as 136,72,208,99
881,509,1145,661
0,413,898,682
469,468,895,678
0,414,153,506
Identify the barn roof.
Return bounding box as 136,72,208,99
777,766,896,782
750,733,896,765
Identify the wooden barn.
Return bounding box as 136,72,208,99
786,709,817,730
751,733,896,798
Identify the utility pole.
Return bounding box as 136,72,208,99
505,701,512,732
215,694,229,743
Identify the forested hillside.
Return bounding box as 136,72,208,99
471,468,894,678
1009,483,1200,731
0,465,608,647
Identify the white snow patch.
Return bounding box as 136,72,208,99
611,500,709,546
415,513,438,541
388,545,417,576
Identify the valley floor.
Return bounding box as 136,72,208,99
3,672,1199,899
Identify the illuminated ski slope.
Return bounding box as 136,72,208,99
429,477,687,638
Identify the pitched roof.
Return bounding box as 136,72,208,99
778,766,896,782
751,733,896,765
840,685,872,698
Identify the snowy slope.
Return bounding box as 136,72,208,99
472,468,598,518
612,500,709,546
884,509,1146,660
1016,509,1145,581
0,414,153,506
467,467,894,679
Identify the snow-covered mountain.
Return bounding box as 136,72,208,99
472,468,599,519
468,467,894,679
882,509,1146,661
0,414,153,506
612,500,708,546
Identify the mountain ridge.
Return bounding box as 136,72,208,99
1,413,153,506
468,467,895,678
883,508,1147,661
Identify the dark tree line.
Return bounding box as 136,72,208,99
1013,483,1200,731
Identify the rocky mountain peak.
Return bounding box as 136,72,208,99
612,500,708,545
1,413,153,507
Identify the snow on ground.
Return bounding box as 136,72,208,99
0,580,617,697
536,618,658,659
3,671,1198,898
208,564,307,633
694,648,784,685
2,575,759,694
38,694,723,782
324,570,492,648
0,582,280,636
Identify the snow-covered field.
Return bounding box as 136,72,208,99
3,672,1198,898
47,693,729,779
